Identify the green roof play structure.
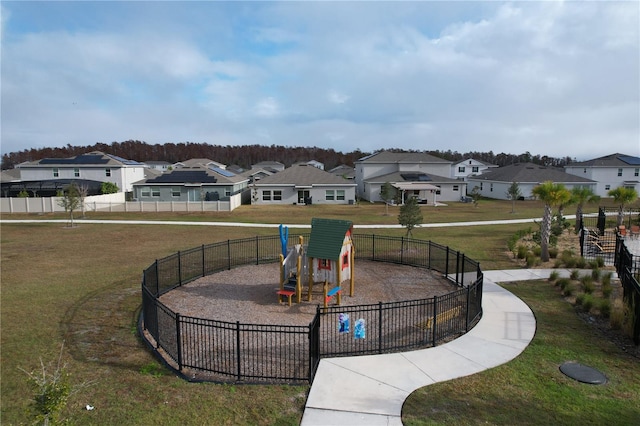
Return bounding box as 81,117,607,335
277,218,355,308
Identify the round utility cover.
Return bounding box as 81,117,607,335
559,362,607,385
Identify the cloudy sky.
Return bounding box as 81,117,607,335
1,1,638,160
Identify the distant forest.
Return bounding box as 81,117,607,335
0,140,574,170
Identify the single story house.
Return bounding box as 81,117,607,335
132,165,249,203
467,162,597,200
363,171,466,204
251,164,356,205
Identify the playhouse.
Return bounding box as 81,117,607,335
277,218,355,307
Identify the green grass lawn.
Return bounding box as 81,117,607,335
402,281,640,425
1,200,636,425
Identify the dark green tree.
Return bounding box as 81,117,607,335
398,196,423,238
100,182,119,194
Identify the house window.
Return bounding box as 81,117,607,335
105,168,111,177
74,168,80,177
336,190,345,201
618,168,623,176
605,185,611,191
342,252,349,270
262,190,271,201
318,259,331,270
480,183,483,190
151,188,160,197
635,168,639,177
141,187,151,197
326,190,335,201
453,185,459,191
53,168,59,177
273,190,282,201
583,168,587,173
171,187,181,197
225,189,231,197
458,166,465,173
472,166,479,173
490,183,493,192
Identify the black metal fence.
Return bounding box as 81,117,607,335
580,208,640,345
140,234,483,384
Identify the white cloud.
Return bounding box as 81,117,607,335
1,1,637,160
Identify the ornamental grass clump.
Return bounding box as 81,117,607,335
570,269,580,280
580,276,595,294
548,270,560,283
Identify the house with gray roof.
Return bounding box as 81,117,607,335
564,153,640,197
354,151,461,203
251,164,356,205
467,162,596,200
132,165,249,203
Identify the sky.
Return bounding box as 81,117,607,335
1,1,638,161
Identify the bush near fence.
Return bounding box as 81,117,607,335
140,234,483,384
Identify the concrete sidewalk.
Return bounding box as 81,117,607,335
300,269,574,426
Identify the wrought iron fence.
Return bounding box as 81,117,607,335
140,234,483,384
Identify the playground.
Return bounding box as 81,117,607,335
159,260,456,326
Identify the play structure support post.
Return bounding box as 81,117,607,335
350,247,355,297
323,281,328,308
296,252,302,303
307,257,314,301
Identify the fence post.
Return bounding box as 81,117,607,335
154,260,159,296
432,296,438,347
372,235,376,261
228,240,232,270
445,247,450,278
256,236,259,265
455,251,460,284
461,253,465,287
202,245,206,277
175,313,182,371
378,302,383,354
178,251,182,286
236,321,242,381
465,286,471,332
401,237,404,265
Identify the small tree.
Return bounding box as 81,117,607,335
380,182,396,216
77,184,89,218
398,196,423,238
608,186,639,227
531,181,571,262
18,189,29,198
506,182,522,213
100,182,119,194
470,186,481,208
57,183,82,227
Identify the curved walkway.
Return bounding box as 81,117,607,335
300,268,574,426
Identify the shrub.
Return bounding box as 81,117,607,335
532,246,542,257
557,278,571,290
553,259,563,268
570,269,580,280
575,293,585,306
580,275,595,293
562,283,574,296
548,270,560,282
526,254,540,268
517,245,528,259
564,257,577,268
548,247,558,259
591,268,601,282
602,272,612,287
595,257,605,268
602,283,613,298
610,299,626,330
575,257,587,269
581,293,594,311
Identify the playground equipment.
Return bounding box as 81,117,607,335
277,218,355,307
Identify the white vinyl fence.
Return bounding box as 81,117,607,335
1,192,242,213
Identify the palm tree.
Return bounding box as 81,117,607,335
571,186,600,232
531,181,572,262
608,186,639,227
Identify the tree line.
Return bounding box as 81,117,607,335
1,140,575,170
